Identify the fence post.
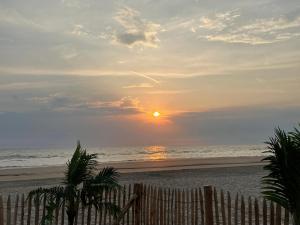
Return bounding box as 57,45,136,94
0,196,3,225
134,183,143,225
204,186,214,225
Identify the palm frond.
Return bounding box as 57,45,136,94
262,127,300,215
28,186,65,199
92,167,120,188
64,141,97,185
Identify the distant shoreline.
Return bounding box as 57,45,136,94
0,156,265,181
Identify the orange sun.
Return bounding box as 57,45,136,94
153,111,160,118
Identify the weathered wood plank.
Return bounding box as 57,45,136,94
221,190,226,225
263,199,267,225
214,188,220,225
227,192,231,225
0,196,3,225
7,195,11,225
241,196,245,225
254,198,259,225
13,195,19,225
27,195,32,225
234,194,238,225
248,197,252,225
204,186,213,225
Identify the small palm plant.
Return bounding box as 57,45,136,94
29,142,121,225
262,126,300,225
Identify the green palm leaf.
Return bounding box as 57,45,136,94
29,141,121,225
262,126,300,225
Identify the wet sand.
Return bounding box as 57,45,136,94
0,156,266,197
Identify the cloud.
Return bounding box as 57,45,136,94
118,96,140,108
28,92,141,115
130,71,160,84
71,24,89,37
198,10,240,31
61,0,91,9
197,12,300,45
0,7,43,30
112,6,162,48
52,44,79,60
172,105,300,145
80,96,140,111
123,83,153,89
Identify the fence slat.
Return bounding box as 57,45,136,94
275,204,281,225
7,195,11,225
0,184,294,225
167,189,171,225
27,196,32,225
284,208,289,225
20,195,25,225
241,196,245,225
87,204,92,225
109,190,112,225
81,203,85,225
158,189,162,225
163,189,167,225
175,190,180,225
42,194,46,223
263,199,267,225
74,196,80,225
204,186,213,225
214,188,220,225
61,200,65,225
195,189,199,225
127,184,131,225
0,196,3,225
227,192,231,225
191,189,194,225
55,198,59,225
182,190,185,225
170,190,174,225
121,185,126,225
249,197,252,225
221,190,226,225
234,194,238,225
94,206,97,225
200,188,205,225
34,195,39,225
270,202,275,225
254,198,259,225
13,195,19,225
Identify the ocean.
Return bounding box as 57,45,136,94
0,144,268,169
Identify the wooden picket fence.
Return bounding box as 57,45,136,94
0,184,292,225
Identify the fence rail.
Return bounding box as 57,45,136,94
0,184,291,225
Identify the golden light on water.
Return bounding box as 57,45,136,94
145,145,167,160
153,111,160,117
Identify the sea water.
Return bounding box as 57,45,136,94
0,144,268,169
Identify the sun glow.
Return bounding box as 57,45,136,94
153,111,160,117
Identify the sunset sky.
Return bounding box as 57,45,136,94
0,0,300,148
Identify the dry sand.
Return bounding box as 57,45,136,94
0,156,266,197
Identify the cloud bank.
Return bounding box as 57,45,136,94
112,7,162,48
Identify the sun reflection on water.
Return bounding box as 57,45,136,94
144,145,167,160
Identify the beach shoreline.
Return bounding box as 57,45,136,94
0,156,266,197
0,156,264,181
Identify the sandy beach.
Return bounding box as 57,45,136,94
0,156,266,197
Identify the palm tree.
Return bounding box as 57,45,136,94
262,126,300,225
29,142,121,225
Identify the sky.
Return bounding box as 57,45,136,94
0,0,300,148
